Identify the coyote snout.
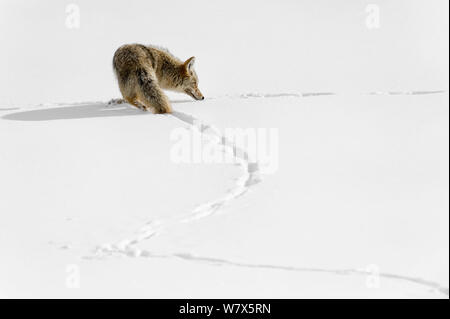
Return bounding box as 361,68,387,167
185,88,204,101
112,44,204,113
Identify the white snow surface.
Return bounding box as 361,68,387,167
0,0,448,298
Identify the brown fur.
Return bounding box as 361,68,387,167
112,44,204,114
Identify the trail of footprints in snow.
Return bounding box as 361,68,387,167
92,110,262,258
85,92,449,297
224,90,446,99
20,91,443,296
91,88,447,258
0,92,447,294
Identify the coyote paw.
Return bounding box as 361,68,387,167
108,98,125,105
137,103,150,112
154,107,172,114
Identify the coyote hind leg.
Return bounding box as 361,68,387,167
136,68,172,114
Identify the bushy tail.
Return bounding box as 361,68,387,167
136,68,172,114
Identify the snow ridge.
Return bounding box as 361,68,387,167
1,89,445,113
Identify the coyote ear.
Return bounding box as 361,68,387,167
185,56,196,72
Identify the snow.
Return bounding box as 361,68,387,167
0,0,448,298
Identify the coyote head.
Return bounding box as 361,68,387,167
180,57,204,101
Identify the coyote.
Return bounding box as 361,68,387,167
112,44,204,113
